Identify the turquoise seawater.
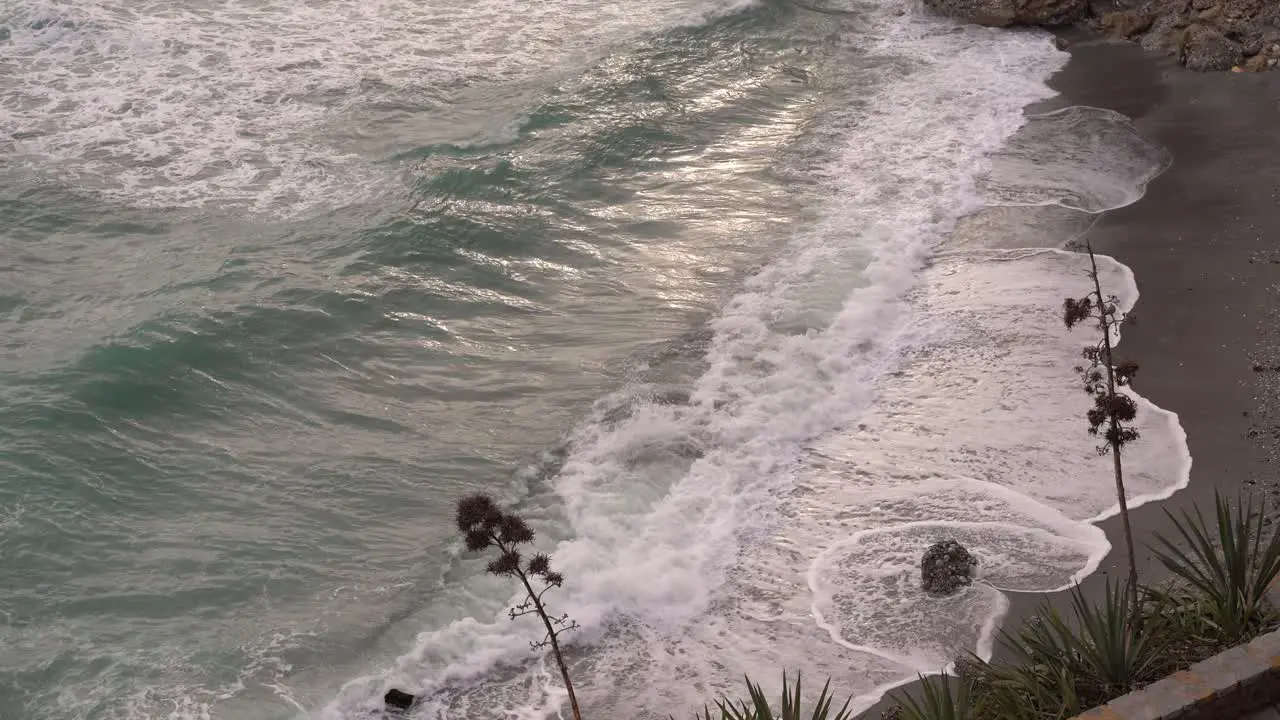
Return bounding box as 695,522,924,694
1,1,836,716
2,0,1136,718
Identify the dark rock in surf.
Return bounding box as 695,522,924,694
920,0,1087,27
921,540,978,596
385,689,417,713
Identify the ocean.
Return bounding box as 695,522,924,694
0,0,1189,718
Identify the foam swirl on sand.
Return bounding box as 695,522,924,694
799,107,1188,709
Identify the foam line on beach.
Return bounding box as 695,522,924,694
793,106,1188,715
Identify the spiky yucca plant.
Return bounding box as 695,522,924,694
894,673,972,720
1023,581,1160,696
1151,492,1280,646
965,661,1084,720
681,673,855,720
957,580,1162,718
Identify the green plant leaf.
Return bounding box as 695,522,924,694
680,673,855,720
894,672,971,720
1151,492,1280,645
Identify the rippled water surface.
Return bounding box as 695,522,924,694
0,1,1187,718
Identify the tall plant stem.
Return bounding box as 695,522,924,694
514,567,582,720
1088,241,1141,620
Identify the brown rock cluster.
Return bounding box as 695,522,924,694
923,0,1280,72
1095,0,1280,72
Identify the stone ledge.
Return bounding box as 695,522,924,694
1072,629,1280,720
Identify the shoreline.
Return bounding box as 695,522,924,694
1002,29,1280,630
858,28,1280,717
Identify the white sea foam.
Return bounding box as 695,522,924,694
946,106,1170,252
0,0,739,214
310,4,1122,719
782,98,1186,706
981,106,1172,212
62,3,1186,719
799,247,1189,695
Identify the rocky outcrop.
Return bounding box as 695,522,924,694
921,540,978,596
924,0,1280,72
1097,8,1154,38
1183,24,1245,71
922,0,1088,27
1095,0,1280,72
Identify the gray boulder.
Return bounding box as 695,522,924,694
922,0,1088,27
921,540,978,596
1183,24,1244,71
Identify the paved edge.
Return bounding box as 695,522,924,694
1072,629,1280,720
